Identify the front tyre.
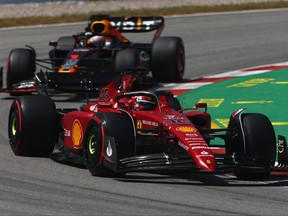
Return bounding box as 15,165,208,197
229,113,276,180
7,48,35,95
8,95,58,157
84,112,135,176
85,125,107,176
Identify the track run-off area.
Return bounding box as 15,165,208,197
168,62,288,140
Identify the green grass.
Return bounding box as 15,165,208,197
1,1,288,27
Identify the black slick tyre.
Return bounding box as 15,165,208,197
114,48,138,73
7,48,35,94
151,37,185,82
233,113,276,180
84,112,135,176
8,95,58,157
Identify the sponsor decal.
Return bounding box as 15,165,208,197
278,138,285,154
164,119,190,124
64,128,71,137
164,115,186,120
178,141,189,150
188,142,207,146
137,120,142,129
74,48,89,52
191,146,209,150
176,126,195,133
201,151,209,155
17,81,35,89
110,20,157,31
139,51,150,63
89,104,98,112
72,119,83,149
185,133,199,137
185,137,204,141
164,115,175,119
62,59,79,70
142,120,158,127
106,140,113,157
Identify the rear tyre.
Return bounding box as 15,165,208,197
8,95,58,157
151,37,185,82
7,48,35,94
114,48,138,73
84,112,135,176
230,113,276,180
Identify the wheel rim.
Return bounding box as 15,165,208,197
86,127,101,167
88,135,96,155
9,110,19,148
11,115,17,137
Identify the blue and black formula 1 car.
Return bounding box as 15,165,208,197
1,15,185,96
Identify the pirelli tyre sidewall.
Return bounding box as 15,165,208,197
151,37,185,82
84,112,135,176
7,48,35,91
8,95,58,157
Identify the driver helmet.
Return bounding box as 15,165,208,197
133,96,156,111
90,20,111,34
86,35,105,48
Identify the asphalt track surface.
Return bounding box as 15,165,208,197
1,9,288,215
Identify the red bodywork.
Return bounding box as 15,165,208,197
61,74,216,172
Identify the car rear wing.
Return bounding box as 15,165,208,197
86,15,164,38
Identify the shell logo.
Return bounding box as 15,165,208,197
176,126,195,133
72,119,83,149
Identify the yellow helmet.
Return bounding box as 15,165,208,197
90,20,111,34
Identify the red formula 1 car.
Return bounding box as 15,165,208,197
8,73,288,180
2,15,185,96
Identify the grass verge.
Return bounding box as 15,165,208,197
0,1,288,28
